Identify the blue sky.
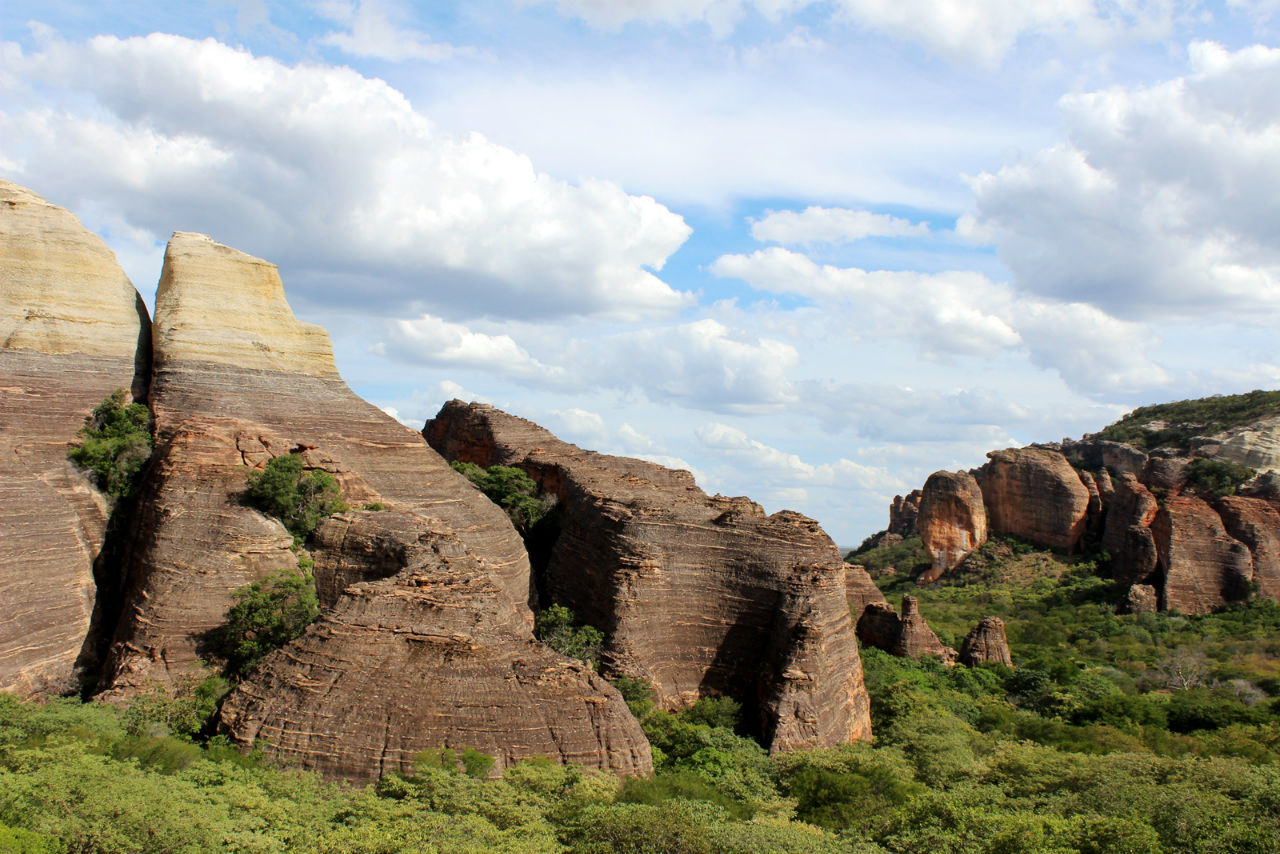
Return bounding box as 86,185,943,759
2,0,1278,544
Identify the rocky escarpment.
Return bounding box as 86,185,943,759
425,401,877,751
0,179,149,697
102,233,531,693
220,511,650,780
977,448,1091,553
917,470,987,581
856,596,957,664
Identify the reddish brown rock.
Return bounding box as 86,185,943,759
1078,470,1105,535
978,448,1090,552
889,490,922,535
1216,496,1280,601
958,617,1012,667
1060,438,1148,477
1151,495,1253,614
916,470,987,582
845,562,889,619
1142,454,1190,494
220,511,651,780
425,400,873,750
1121,584,1159,614
1094,468,1115,504
856,595,957,664
0,179,149,697
1102,474,1160,586
103,234,530,693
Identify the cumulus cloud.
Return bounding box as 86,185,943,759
0,33,692,321
968,41,1280,321
315,0,462,61
379,314,570,381
531,0,1181,63
750,206,929,245
712,247,1169,396
696,422,906,492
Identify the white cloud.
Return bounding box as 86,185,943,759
380,314,570,381
750,206,929,245
531,0,1182,63
696,422,907,492
0,33,692,322
315,0,462,62
968,41,1280,322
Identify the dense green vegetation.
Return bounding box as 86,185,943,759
68,389,153,499
209,570,321,676
450,460,549,533
243,453,347,542
1093,388,1280,451
1183,457,1257,498
535,604,605,671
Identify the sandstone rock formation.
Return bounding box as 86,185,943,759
1151,495,1253,614
425,400,876,750
103,233,531,692
917,470,987,582
856,595,957,664
889,490,922,535
845,563,889,618
1217,496,1280,601
220,511,651,780
0,179,149,697
958,617,1012,667
978,448,1090,552
1121,584,1159,614
1101,474,1161,587
1193,416,1280,472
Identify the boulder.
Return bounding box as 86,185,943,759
916,470,987,582
1121,584,1159,614
220,511,651,780
978,448,1090,552
1151,495,1253,614
958,617,1012,667
102,233,529,692
0,179,150,697
856,595,957,664
425,400,875,751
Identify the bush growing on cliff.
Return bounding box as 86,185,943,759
451,460,548,533
535,604,604,670
1184,457,1256,498
68,388,153,499
243,452,347,541
212,569,319,675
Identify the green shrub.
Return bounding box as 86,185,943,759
67,389,153,499
461,747,496,779
535,604,604,670
211,570,319,675
121,673,231,739
612,676,657,720
243,452,347,541
1184,457,1255,499
451,461,548,533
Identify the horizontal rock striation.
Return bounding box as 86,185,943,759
103,233,530,693
1152,496,1254,614
220,511,651,780
0,179,149,697
958,617,1011,667
425,400,875,751
856,595,956,664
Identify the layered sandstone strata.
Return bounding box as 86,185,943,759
0,179,149,697
856,595,957,664
425,401,875,750
917,470,987,581
978,448,1090,552
220,511,651,780
103,233,530,692
1151,495,1253,614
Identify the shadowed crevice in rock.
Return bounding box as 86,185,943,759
425,399,875,751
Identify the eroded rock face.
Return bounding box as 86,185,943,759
220,512,651,780
1216,496,1280,602
1193,416,1280,472
103,234,529,693
958,617,1011,667
917,470,987,582
889,490,922,535
978,448,1090,552
1121,584,1159,614
1102,474,1161,587
1151,495,1253,615
856,595,956,664
0,179,150,697
425,400,874,750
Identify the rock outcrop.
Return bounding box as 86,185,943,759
220,511,651,780
1151,495,1253,614
103,233,532,693
1101,474,1161,587
978,448,1090,552
958,617,1012,667
1216,496,1280,601
425,400,875,750
856,595,957,664
0,179,149,697
1193,416,1280,472
1121,584,1159,614
917,470,987,582
889,490,922,535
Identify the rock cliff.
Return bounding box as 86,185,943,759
856,595,957,663
917,470,987,581
220,511,651,780
425,400,875,750
977,448,1090,552
0,179,149,697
